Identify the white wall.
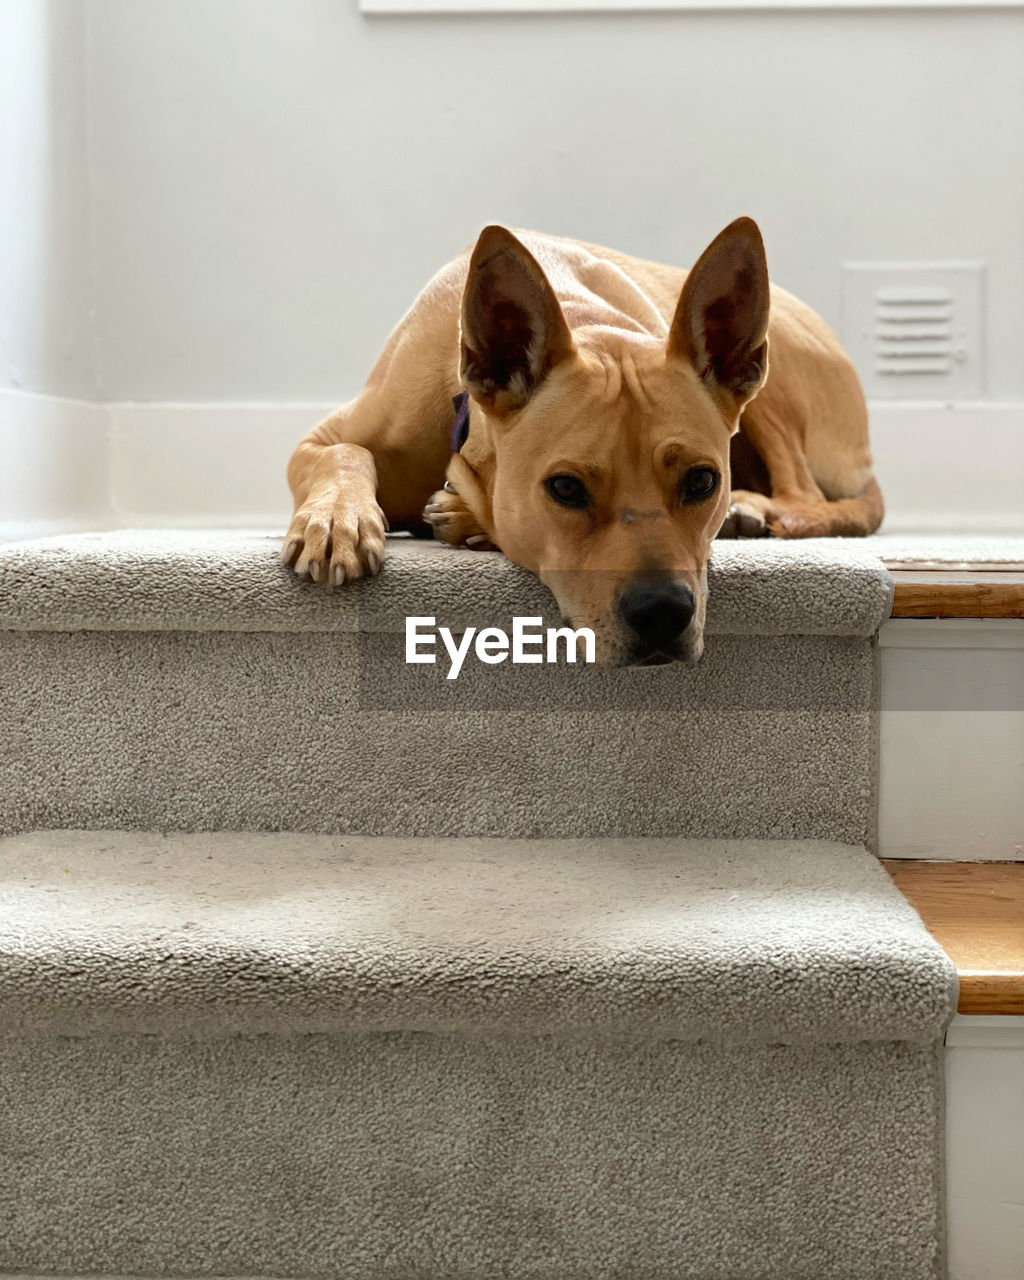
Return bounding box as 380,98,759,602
0,1,108,535
3,1,1023,533
0,0,94,399
83,0,1024,403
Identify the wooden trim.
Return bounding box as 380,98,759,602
889,571,1024,619
883,860,1024,1015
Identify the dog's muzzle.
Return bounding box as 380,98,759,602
617,579,697,664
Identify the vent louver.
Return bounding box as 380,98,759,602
874,285,955,378
841,262,984,400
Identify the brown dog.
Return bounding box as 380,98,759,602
283,218,882,665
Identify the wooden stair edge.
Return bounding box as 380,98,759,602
882,859,1024,1015
888,570,1024,619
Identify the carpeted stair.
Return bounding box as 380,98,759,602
0,532,957,1280
0,532,893,842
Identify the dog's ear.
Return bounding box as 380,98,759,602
668,217,770,407
460,226,574,417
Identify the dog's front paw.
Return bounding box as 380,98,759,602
281,496,387,585
717,493,769,540
423,485,494,550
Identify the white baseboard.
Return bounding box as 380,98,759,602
0,388,112,538
3,393,1023,534
869,402,1024,533
107,401,332,528
109,398,1024,533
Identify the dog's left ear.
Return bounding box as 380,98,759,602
668,217,770,408
461,226,574,417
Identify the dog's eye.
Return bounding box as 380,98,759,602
545,474,590,509
680,467,720,502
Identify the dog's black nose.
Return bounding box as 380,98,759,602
618,580,696,649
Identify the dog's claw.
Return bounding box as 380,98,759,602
283,497,387,586
422,487,491,549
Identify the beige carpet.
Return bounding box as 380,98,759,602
0,531,958,1279
0,832,957,1280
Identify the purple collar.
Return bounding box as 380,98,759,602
450,391,471,454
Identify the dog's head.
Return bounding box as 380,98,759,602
448,218,770,667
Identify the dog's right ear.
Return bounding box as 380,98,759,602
460,226,574,418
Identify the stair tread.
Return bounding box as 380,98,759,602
0,530,893,636
883,859,1024,1014
869,532,1024,571
0,831,955,1042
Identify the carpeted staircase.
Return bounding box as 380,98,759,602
0,532,958,1280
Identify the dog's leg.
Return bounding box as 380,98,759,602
282,255,469,582
718,402,884,539
282,425,388,585
283,365,456,582
719,480,884,539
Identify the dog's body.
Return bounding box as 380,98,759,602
284,220,882,664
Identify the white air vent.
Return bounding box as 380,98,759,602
841,262,985,400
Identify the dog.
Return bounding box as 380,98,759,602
282,218,882,666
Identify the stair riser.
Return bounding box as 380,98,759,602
0,630,877,841
0,1031,944,1280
